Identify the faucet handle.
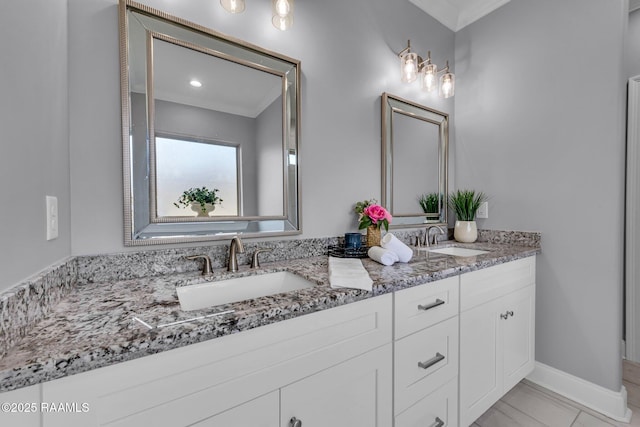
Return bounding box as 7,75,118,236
250,249,272,269
186,255,213,275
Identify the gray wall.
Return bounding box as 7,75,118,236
455,0,627,391
67,0,455,255
255,97,284,216
0,0,70,292
629,9,640,78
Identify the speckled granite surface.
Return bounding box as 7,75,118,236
0,238,539,393
0,258,77,358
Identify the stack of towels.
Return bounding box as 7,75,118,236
368,233,413,266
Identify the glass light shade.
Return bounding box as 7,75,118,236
420,63,438,92
439,72,455,98
272,0,294,30
220,0,245,13
400,52,418,83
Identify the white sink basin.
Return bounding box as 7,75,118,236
428,247,489,257
177,271,315,311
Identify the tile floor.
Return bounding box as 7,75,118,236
472,360,640,427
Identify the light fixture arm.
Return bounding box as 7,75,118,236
398,40,412,57
418,51,433,68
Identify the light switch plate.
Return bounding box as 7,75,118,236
46,196,58,240
477,201,489,219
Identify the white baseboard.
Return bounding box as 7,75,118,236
527,362,632,422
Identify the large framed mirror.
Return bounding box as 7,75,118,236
381,93,448,228
119,0,301,245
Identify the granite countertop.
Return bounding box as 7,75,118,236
0,241,539,392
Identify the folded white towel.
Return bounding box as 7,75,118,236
381,233,413,263
367,246,399,266
328,257,373,291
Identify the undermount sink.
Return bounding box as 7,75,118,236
428,247,489,257
176,271,315,311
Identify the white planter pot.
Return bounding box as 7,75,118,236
191,203,216,217
454,220,478,243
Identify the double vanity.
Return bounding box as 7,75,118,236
0,236,539,427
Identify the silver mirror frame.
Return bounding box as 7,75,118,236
119,0,301,246
381,93,448,229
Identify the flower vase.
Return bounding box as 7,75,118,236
454,220,478,243
366,225,381,247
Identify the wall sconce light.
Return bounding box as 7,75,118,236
439,61,455,98
398,40,419,83
272,0,294,31
398,40,455,98
220,0,245,14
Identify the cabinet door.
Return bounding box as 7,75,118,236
280,344,392,427
459,298,503,427
190,391,279,426
0,384,41,427
502,286,535,392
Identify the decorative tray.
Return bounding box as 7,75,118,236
328,245,370,259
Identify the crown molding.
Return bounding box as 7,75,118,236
409,0,511,32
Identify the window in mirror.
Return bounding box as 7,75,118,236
155,137,240,218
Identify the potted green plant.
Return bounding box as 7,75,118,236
448,189,486,242
418,192,440,222
174,187,223,217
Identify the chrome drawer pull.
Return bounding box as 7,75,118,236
417,299,445,311
433,417,445,427
290,417,302,427
508,310,514,317
418,352,445,370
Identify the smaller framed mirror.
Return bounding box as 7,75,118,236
381,93,448,228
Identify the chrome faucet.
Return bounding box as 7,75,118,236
227,236,245,272
186,255,213,275
426,225,446,247
250,249,272,269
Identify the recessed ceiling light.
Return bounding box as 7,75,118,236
190,80,202,88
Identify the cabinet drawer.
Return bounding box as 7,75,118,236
461,256,535,311
394,316,458,414
395,276,458,339
395,377,458,427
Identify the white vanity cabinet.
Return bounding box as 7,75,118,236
0,384,41,427
393,276,459,427
39,294,393,427
459,256,536,427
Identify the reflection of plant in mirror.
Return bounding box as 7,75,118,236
174,187,223,214
448,190,486,221
418,193,439,214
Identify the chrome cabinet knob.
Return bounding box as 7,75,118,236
290,416,302,427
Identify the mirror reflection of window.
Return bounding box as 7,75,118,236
155,137,239,217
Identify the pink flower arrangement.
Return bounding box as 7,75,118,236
355,199,392,231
